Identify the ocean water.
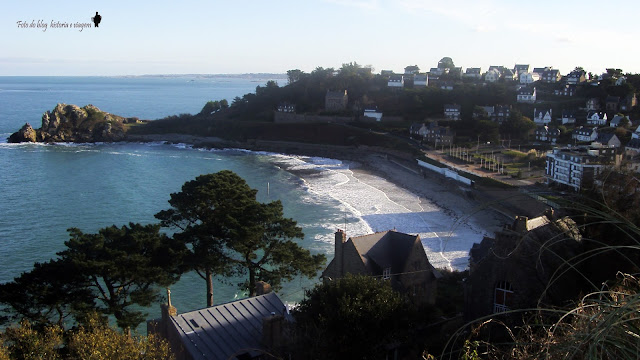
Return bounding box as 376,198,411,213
0,76,489,327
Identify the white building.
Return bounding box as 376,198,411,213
517,87,537,103
546,146,618,191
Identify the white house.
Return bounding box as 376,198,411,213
519,72,540,84
572,127,598,142
586,111,607,126
388,74,404,88
414,74,428,87
363,107,383,121
533,108,553,124
517,87,537,103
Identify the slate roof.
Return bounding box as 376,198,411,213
169,292,289,360
626,138,640,149
597,133,618,144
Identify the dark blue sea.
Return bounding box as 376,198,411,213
0,75,487,332
0,75,348,322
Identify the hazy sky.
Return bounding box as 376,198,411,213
2,0,639,76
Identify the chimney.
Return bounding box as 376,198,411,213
156,288,177,339
256,281,272,296
335,229,346,277
513,216,529,233
544,208,555,220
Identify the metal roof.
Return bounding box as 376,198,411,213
170,292,288,360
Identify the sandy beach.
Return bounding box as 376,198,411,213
129,134,517,270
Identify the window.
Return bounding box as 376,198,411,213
383,267,391,280
494,281,514,313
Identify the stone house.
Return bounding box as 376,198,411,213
322,230,441,305
586,98,601,111
425,121,455,146
566,69,586,84
465,212,583,320
535,126,560,144
325,90,348,111
554,84,576,97
606,96,621,112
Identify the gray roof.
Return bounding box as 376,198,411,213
170,292,289,360
626,138,640,149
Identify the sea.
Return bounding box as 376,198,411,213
0,75,488,329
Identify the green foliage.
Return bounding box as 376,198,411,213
0,316,173,360
156,170,324,305
294,274,415,359
58,223,185,330
0,320,63,360
0,260,94,328
199,99,228,115
67,313,173,360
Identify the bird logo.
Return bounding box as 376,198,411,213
91,12,102,28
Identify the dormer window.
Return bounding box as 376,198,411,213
383,267,391,280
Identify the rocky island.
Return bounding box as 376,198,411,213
8,103,142,143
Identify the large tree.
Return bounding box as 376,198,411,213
58,223,185,331
156,170,325,305
294,275,416,359
226,200,325,296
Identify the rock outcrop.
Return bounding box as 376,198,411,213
8,104,134,143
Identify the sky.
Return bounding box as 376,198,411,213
2,0,639,76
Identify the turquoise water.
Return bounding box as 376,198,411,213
0,76,340,321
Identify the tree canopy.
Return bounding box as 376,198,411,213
156,170,325,305
294,274,416,359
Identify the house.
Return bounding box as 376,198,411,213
325,90,348,111
277,102,295,113
363,106,383,121
388,74,404,88
606,96,621,112
572,127,598,142
519,72,540,84
440,81,454,91
444,103,461,120
610,114,631,128
616,76,627,86
492,105,511,124
322,229,441,305
586,98,601,111
484,68,501,83
561,109,577,125
464,67,482,79
410,123,429,139
425,121,455,145
595,133,621,148
503,69,517,81
465,212,583,320
546,145,618,190
535,126,560,144
625,138,640,155
514,64,530,75
566,69,586,85
586,111,607,126
620,94,637,112
429,67,445,76
473,106,494,120
404,65,420,75
148,287,292,360
517,87,536,103
554,84,576,97
533,108,553,124
414,74,429,87
380,70,394,76
542,68,561,83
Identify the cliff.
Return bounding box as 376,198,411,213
8,104,138,143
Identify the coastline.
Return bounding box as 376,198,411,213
128,133,510,269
